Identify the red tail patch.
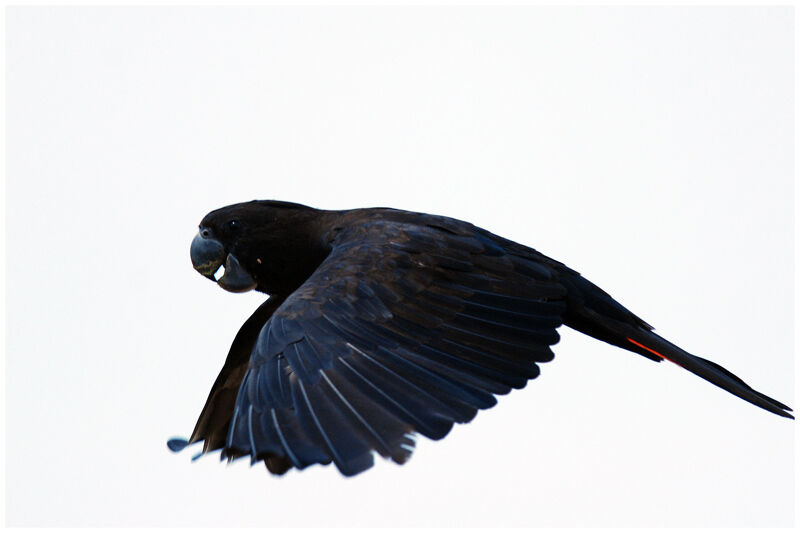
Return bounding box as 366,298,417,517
626,337,681,366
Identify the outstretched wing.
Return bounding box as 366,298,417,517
224,219,568,476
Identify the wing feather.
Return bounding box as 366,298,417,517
216,219,567,475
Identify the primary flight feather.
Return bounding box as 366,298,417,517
168,200,792,476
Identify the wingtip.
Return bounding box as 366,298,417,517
167,437,190,452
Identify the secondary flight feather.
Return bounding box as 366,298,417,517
168,200,792,476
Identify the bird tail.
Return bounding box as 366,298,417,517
560,273,793,419
624,329,793,419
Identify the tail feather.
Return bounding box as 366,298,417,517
560,272,792,419
626,332,793,419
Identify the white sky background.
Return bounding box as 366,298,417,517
5,6,794,527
